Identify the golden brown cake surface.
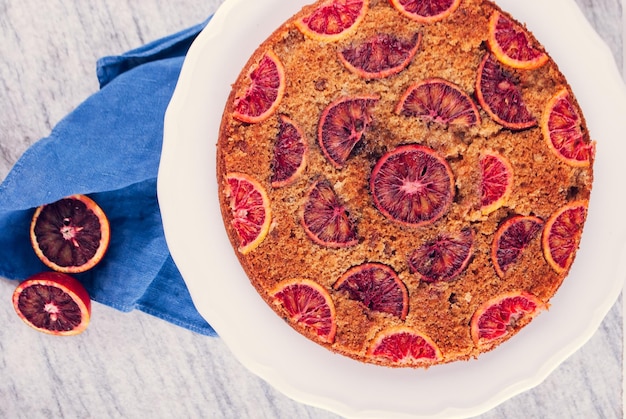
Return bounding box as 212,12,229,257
216,0,594,367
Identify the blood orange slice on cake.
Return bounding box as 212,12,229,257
223,173,272,254
368,326,442,366
318,95,379,169
301,178,358,248
479,150,514,215
542,88,595,167
272,278,337,343
270,115,308,188
370,144,455,227
396,78,481,126
389,0,461,23
476,53,537,130
487,10,548,70
333,262,409,319
295,0,368,42
542,201,588,274
408,228,474,283
471,291,546,346
232,51,285,124
491,215,544,278
338,33,422,79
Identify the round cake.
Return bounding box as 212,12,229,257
216,0,595,367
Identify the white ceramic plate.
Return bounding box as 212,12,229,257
158,1,626,417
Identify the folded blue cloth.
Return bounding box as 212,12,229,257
0,17,216,336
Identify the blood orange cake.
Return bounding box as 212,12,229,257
216,0,595,367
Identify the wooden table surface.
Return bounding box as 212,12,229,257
0,1,623,418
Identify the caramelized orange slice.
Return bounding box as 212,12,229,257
480,150,514,215
542,200,588,274
542,88,595,167
389,0,461,23
333,262,409,319
272,278,337,343
295,0,368,42
487,11,548,70
224,173,272,254
232,50,285,124
368,326,442,366
471,290,546,346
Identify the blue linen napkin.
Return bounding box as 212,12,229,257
0,17,216,336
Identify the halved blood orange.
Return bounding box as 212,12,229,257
333,262,408,319
30,194,110,274
232,50,285,124
487,11,548,70
368,326,442,366
408,228,474,283
370,144,455,227
491,215,544,278
480,150,514,215
295,0,368,42
318,95,379,169
476,53,537,130
338,33,422,79
301,178,358,248
541,88,595,167
395,77,481,127
542,200,588,274
271,278,337,343
224,173,272,254
389,0,461,23
470,290,546,346
12,272,91,336
270,115,308,188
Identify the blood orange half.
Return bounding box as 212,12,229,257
30,194,110,274
338,33,422,79
487,11,548,70
542,88,595,167
333,262,408,319
13,272,91,336
224,173,272,254
232,50,286,124
272,278,337,343
470,290,546,346
389,0,461,23
295,0,368,42
480,150,513,215
542,200,588,274
396,77,481,127
368,326,442,366
370,144,455,227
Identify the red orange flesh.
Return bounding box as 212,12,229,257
487,11,548,70
272,278,337,343
232,50,285,124
224,173,272,254
30,194,110,274
13,272,91,336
